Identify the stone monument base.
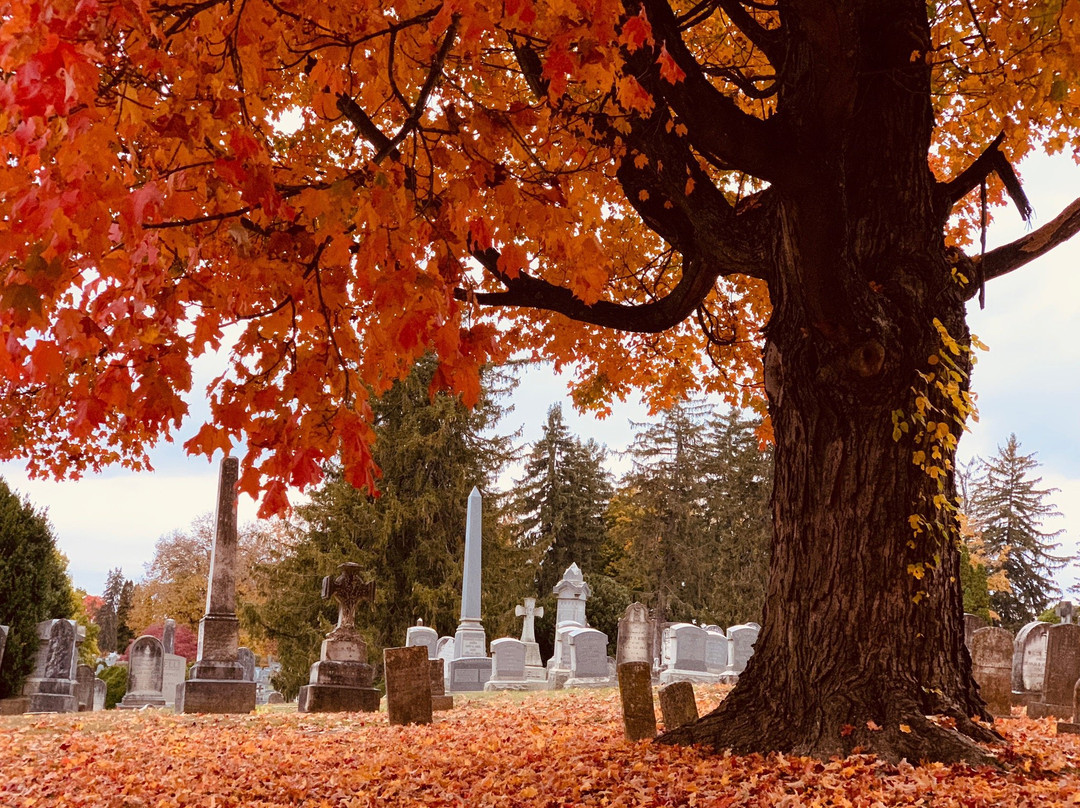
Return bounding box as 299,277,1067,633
26,679,78,713
1027,701,1072,719
658,669,721,686
0,696,29,715
1011,691,1039,707
297,684,380,713
564,676,615,689
447,657,492,692
175,680,256,714
484,678,549,692
432,694,455,711
1058,721,1080,734
118,693,167,710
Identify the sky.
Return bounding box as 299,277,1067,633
2,155,1079,601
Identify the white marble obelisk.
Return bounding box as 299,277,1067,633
448,487,492,691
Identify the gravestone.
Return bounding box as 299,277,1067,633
435,637,455,691
237,647,256,682
448,488,492,691
266,691,285,704
384,645,433,726
1055,600,1075,625
547,563,593,687
429,659,454,711
1012,621,1050,705
162,619,176,654
176,457,257,714
725,624,760,676
92,678,107,711
705,626,729,674
485,638,530,691
659,624,716,685
406,620,439,659
1057,679,1080,734
515,597,546,675
616,603,654,668
161,653,187,709
1028,623,1080,719
120,635,167,708
75,664,96,712
25,619,81,713
618,661,656,741
969,627,1013,718
659,681,699,730
964,613,989,646
298,562,380,713
566,627,613,687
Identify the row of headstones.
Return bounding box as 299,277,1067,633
965,613,1080,724
0,619,108,714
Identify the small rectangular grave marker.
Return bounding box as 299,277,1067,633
385,646,433,726
618,662,656,741
659,681,698,730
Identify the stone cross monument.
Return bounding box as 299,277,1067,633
176,457,257,713
298,562,379,712
448,487,492,691
515,597,545,669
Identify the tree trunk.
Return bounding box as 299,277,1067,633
660,1,1001,764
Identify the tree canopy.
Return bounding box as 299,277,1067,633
4,0,1080,763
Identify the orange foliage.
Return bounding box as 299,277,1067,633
2,688,1080,806
1,0,1078,511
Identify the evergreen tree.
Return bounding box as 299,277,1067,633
248,357,520,698
965,435,1072,630
97,567,125,652
0,479,75,698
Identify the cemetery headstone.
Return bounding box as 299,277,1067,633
25,619,81,713
705,626,729,674
547,563,593,687
406,620,439,659
429,659,454,711
659,681,699,730
1057,679,1080,734
162,619,176,654
384,645,433,726
1056,601,1076,625
1028,623,1080,719
176,457,257,714
92,678,106,711
515,597,546,672
566,627,613,687
298,562,380,713
448,488,492,691
659,624,717,685
436,637,455,691
237,647,256,681
1012,621,1050,704
266,691,285,704
963,613,989,646
969,627,1013,717
120,635,167,709
486,638,528,690
617,661,656,741
725,624,760,676
616,603,654,668
75,664,96,712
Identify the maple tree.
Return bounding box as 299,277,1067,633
3,0,1080,763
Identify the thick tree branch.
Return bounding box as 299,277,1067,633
636,0,786,182
713,0,783,63
976,195,1080,289
937,133,1033,223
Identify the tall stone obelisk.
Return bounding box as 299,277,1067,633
175,457,257,713
447,487,492,691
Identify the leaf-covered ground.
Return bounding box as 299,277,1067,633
2,686,1079,807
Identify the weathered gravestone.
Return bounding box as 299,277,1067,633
266,691,285,704
704,626,729,675
566,627,613,687
162,619,176,654
435,637,455,691
92,678,106,711
384,645,433,726
725,624,760,676
548,563,592,688
660,624,715,684
120,635,167,709
429,659,454,711
176,457,257,714
964,613,989,646
1056,680,1080,734
237,647,256,682
25,619,82,713
485,638,531,691
1012,621,1050,705
515,597,547,678
616,603,654,669
659,681,699,731
298,562,379,713
406,620,439,659
1028,623,1080,719
75,664,96,712
969,627,1013,718
1056,600,1075,625
617,661,656,741
160,619,187,708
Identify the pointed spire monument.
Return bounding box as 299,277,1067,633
447,487,492,691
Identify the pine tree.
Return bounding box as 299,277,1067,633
97,567,125,652
965,435,1073,631
0,479,75,698
249,357,521,697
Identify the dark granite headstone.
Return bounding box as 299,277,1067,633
384,646,432,726
25,619,80,713
1028,624,1080,719
75,664,96,712
429,659,454,711
659,681,698,730
618,661,656,741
